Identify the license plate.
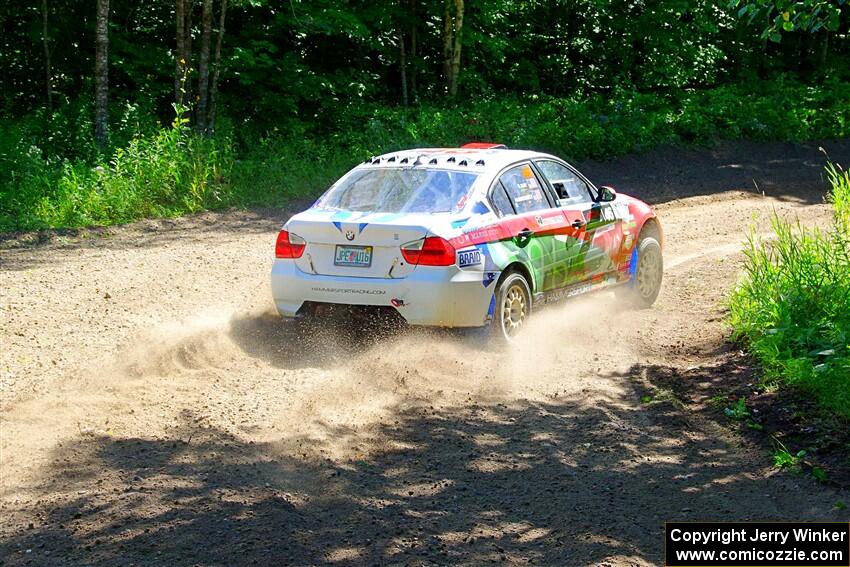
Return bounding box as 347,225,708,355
334,245,373,267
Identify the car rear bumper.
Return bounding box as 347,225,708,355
270,260,497,327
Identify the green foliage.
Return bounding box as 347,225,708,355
722,397,764,429
3,0,849,119
0,108,232,230
773,447,806,468
2,77,849,231
1,0,848,233
730,0,844,42
730,161,850,420
811,466,828,482
724,397,750,420
316,76,850,162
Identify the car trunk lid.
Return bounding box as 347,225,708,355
286,212,435,278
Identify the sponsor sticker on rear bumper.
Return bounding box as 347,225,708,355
310,287,386,295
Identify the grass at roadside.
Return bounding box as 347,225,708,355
730,161,850,421
1,77,849,231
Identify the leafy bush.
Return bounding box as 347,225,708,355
730,162,850,419
328,77,850,161
2,77,849,230
0,111,232,230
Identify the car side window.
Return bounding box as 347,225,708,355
490,182,516,216
499,164,549,214
535,160,591,205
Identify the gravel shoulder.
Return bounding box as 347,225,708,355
1,140,849,566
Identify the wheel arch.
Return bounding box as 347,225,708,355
499,261,535,294
637,215,663,248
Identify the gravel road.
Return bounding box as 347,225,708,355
1,140,849,566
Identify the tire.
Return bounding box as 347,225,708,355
490,272,532,341
617,235,663,308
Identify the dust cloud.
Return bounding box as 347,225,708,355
0,290,647,494
106,294,644,462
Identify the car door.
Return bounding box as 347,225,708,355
492,162,571,292
534,159,624,284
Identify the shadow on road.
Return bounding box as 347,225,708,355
578,139,849,206
3,358,846,566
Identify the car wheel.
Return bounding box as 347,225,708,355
491,272,532,341
618,235,663,308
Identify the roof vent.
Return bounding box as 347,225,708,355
476,159,485,166
371,157,381,164
387,156,396,162
400,157,409,164
447,157,456,163
429,158,438,165
459,159,468,166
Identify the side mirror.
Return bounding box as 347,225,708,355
597,185,617,202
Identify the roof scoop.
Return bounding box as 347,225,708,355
461,142,507,149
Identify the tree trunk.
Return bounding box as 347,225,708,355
441,0,464,97
410,12,418,102
399,31,408,107
196,0,213,131
185,0,193,67
208,0,227,133
442,1,453,90
175,0,194,108
94,0,110,148
818,31,830,72
41,0,52,111
449,0,464,97
175,0,186,104
758,11,770,78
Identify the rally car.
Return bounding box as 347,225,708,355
271,144,663,340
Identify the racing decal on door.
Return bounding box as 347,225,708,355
443,199,640,294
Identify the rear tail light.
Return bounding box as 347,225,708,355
275,230,306,259
401,236,456,266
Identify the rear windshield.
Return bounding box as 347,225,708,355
316,168,479,214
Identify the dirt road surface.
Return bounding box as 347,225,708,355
2,140,849,566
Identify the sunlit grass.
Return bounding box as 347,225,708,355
730,162,850,419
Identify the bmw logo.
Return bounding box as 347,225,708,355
345,230,355,241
